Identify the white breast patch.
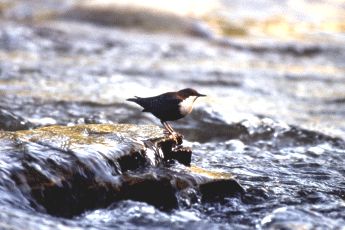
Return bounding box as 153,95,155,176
179,96,197,117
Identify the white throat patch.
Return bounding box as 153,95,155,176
179,96,198,116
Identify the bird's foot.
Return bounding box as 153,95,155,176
163,130,183,145
171,132,183,145
163,130,170,135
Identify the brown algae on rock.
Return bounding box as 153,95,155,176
188,165,235,179
0,124,164,145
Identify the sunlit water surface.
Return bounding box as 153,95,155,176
1,0,345,229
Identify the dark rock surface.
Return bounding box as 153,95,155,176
0,109,34,131
0,124,244,218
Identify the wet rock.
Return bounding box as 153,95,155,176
159,134,192,166
1,124,167,173
0,109,34,131
60,5,216,38
179,108,250,143
165,145,192,166
200,179,245,202
120,173,178,210
0,124,244,218
242,188,270,204
0,124,167,217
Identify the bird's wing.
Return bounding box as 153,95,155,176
147,95,181,113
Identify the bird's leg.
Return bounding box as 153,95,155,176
161,121,183,145
162,121,175,134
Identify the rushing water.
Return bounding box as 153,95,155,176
1,0,345,229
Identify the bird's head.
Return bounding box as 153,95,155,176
177,88,206,101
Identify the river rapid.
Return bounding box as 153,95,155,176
1,0,345,229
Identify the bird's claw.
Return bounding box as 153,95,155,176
163,129,183,145
163,130,170,135
171,132,183,145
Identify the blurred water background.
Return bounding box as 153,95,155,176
0,0,345,229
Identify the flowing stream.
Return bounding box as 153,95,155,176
1,0,345,229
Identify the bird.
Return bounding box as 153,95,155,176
127,88,206,137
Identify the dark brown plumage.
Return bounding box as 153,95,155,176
127,88,206,135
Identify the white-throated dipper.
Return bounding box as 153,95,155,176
127,88,206,136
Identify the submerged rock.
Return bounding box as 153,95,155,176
0,124,244,218
0,109,34,131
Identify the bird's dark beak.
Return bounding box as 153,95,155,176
197,93,207,97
